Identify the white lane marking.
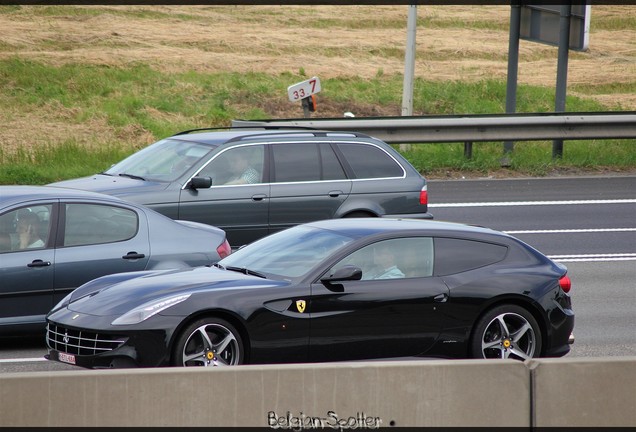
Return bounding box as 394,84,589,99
505,228,636,234
0,357,47,363
549,253,636,258
503,229,636,262
429,199,636,208
548,253,636,262
552,257,636,262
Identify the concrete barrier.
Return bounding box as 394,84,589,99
0,360,529,427
530,357,636,427
0,357,634,427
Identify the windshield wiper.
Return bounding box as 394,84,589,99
212,263,226,270
225,266,267,279
118,173,146,181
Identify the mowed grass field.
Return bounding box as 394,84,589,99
0,5,634,182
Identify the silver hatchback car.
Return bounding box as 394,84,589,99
0,185,230,335
52,128,432,248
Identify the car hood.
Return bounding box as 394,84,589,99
67,266,287,316
50,174,170,196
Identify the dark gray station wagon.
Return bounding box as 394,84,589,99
52,128,432,247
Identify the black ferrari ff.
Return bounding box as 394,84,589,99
46,218,574,368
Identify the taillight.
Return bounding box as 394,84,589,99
419,186,428,205
559,275,571,293
216,239,232,259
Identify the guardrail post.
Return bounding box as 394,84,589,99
464,141,473,159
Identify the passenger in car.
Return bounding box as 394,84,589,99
16,212,45,249
224,151,260,185
367,243,405,280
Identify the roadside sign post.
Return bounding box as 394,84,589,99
287,77,321,118
505,3,591,160
301,95,316,118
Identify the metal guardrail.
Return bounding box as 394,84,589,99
232,111,636,144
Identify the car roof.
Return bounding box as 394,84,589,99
0,185,130,206
304,217,508,239
169,128,375,146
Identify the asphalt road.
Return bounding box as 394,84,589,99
1,175,634,372
428,175,636,258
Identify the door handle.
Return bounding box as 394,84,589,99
27,259,51,268
434,293,448,303
328,190,343,197
251,194,267,201
122,252,145,260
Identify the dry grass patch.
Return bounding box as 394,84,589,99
0,5,632,97
0,5,633,158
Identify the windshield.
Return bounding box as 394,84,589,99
104,139,214,182
219,225,355,280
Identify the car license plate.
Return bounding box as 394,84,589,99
58,352,76,365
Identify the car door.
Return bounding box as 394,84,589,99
244,283,312,364
268,142,352,235
178,144,269,248
52,201,150,305
0,203,56,328
307,237,449,362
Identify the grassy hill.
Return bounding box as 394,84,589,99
0,5,634,181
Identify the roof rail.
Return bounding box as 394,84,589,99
225,130,372,143
173,125,320,136
173,126,233,136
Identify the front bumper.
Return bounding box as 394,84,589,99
46,347,142,369
45,318,176,369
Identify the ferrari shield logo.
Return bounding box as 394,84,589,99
296,300,306,313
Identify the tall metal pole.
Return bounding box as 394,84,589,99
502,3,521,166
400,4,418,152
553,3,572,159
402,4,417,117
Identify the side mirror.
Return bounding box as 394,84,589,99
321,265,362,283
189,176,212,190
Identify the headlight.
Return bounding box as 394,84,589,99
111,294,191,326
50,292,74,314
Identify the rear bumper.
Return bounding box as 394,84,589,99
544,307,575,358
544,342,571,358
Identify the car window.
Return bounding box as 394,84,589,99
199,145,265,185
0,205,53,252
320,143,348,180
272,143,320,182
335,143,404,179
329,237,434,280
105,139,213,182
272,143,347,183
63,203,138,247
219,225,354,279
433,237,508,276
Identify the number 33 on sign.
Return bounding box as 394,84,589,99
287,77,321,102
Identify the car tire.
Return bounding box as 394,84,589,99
470,304,542,360
172,317,244,367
